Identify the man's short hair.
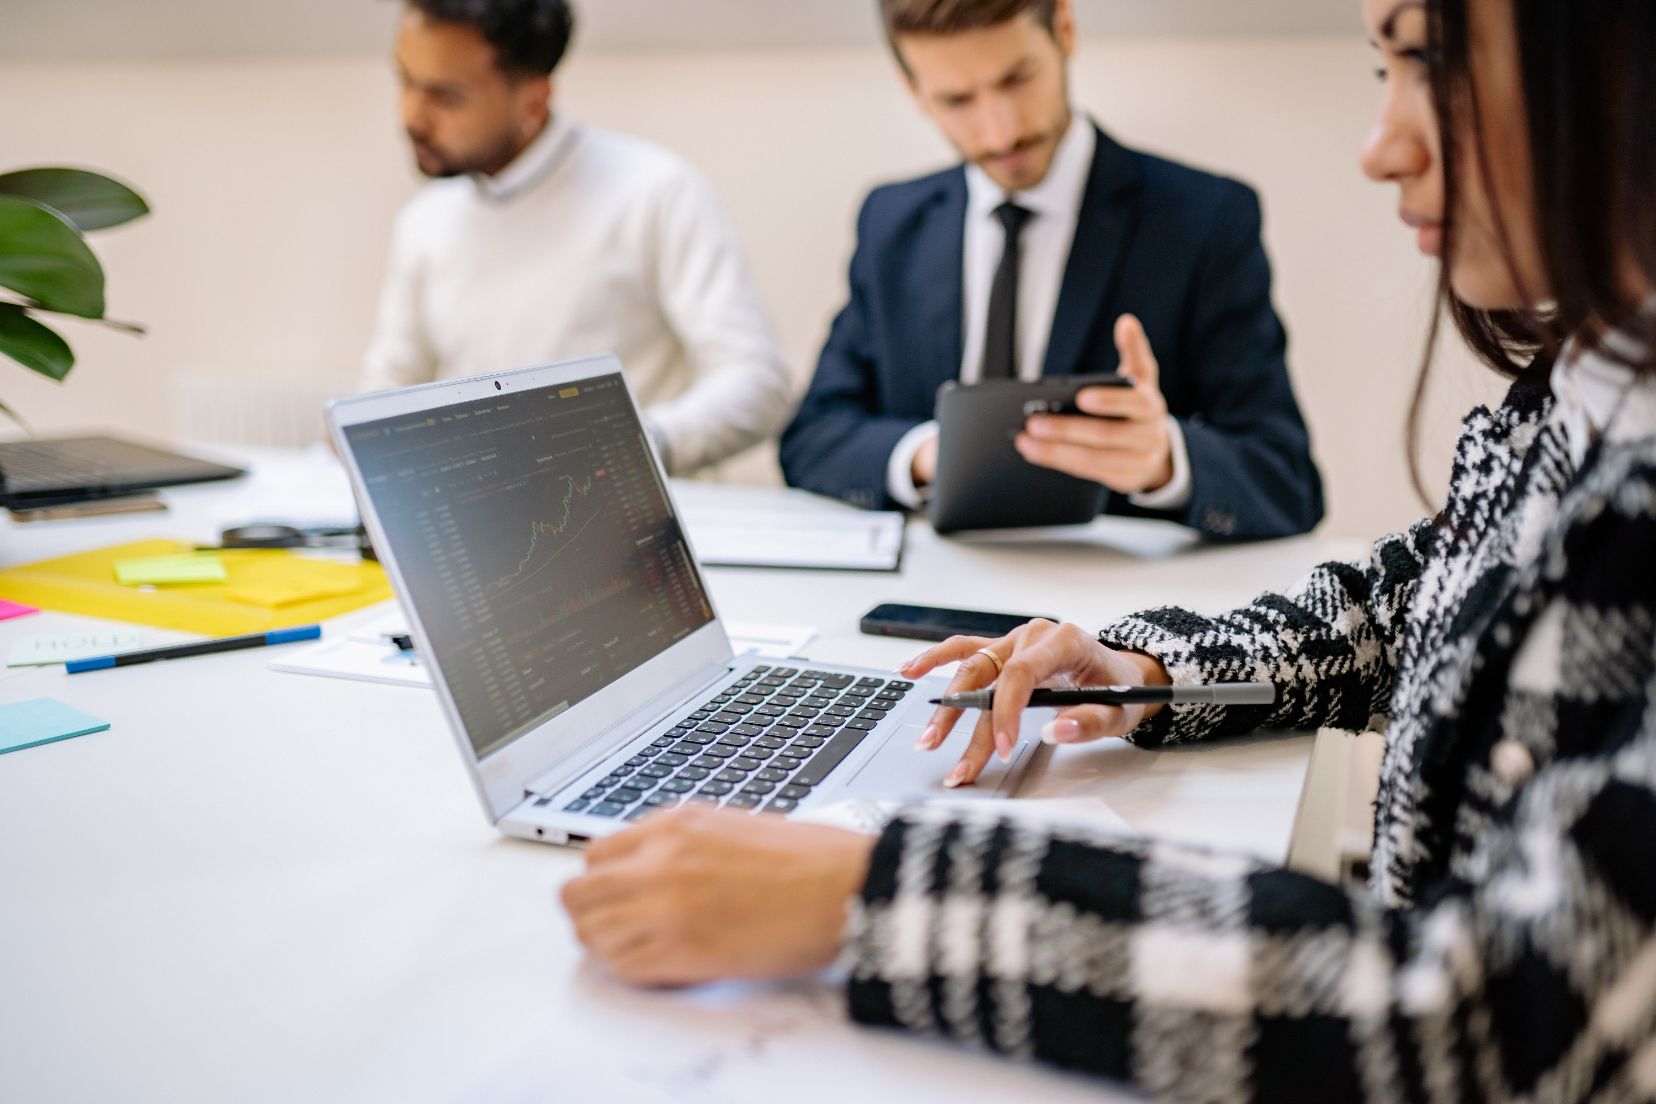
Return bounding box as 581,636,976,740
878,0,1059,70
406,0,576,77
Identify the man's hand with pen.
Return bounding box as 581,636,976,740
898,619,1175,789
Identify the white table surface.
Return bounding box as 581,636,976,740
0,448,1366,1104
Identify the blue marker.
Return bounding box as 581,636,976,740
66,625,322,674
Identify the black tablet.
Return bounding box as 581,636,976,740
927,375,1129,534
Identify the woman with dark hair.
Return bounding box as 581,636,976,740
562,0,1656,1096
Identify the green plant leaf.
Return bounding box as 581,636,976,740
0,302,75,382
0,196,105,319
0,168,149,233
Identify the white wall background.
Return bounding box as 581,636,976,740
0,27,1503,538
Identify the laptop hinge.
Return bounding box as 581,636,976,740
520,658,741,801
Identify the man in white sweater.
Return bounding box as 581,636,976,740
362,0,793,475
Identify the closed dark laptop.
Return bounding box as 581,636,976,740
0,435,246,509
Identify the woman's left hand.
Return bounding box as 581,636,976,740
560,806,875,986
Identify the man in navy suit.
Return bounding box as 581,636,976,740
780,0,1323,540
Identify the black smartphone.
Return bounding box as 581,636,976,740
858,602,1057,643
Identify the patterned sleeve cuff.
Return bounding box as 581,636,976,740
849,810,1041,1037
1096,613,1232,747
845,806,1179,1071
844,813,915,1030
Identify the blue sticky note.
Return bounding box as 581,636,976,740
0,698,111,756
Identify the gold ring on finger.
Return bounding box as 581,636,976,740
974,647,1005,675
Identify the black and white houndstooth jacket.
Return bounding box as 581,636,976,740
844,377,1656,1102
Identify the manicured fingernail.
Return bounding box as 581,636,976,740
1041,718,1081,744
915,724,939,751
996,733,1013,763
944,763,970,788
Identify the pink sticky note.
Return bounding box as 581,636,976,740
0,599,40,622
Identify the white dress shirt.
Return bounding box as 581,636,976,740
1550,303,1656,466
886,111,1192,510
360,116,793,475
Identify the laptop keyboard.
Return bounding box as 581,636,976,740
538,666,915,820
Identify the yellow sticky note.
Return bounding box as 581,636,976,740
225,576,365,609
222,555,368,608
0,540,393,636
114,554,229,586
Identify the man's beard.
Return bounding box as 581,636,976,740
971,127,1056,168
964,93,1072,191
410,127,523,178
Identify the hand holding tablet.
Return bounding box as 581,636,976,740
927,373,1132,533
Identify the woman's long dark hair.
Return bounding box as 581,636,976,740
1409,0,1656,497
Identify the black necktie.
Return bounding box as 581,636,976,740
982,200,1033,380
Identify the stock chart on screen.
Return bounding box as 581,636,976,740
345,373,714,757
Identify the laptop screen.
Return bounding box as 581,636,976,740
343,371,715,759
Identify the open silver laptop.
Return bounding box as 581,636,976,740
328,356,1045,843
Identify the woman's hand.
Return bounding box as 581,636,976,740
899,619,1171,788
560,806,875,987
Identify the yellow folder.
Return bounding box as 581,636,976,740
0,540,394,636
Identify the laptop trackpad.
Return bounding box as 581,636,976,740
845,722,1036,801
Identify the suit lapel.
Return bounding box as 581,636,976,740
908,172,966,403
1042,127,1141,378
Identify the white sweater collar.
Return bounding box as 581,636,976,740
470,114,579,203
